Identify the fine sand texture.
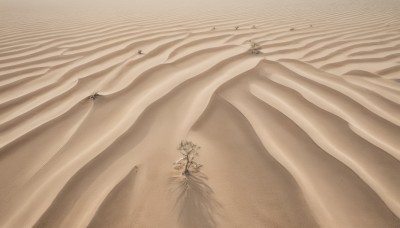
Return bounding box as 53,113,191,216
1,0,400,227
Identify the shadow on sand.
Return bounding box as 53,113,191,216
169,172,221,228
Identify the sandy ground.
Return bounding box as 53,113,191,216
0,0,400,227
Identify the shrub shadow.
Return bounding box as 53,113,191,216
169,172,221,228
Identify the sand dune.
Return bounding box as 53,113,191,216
1,0,400,227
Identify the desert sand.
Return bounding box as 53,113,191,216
0,0,400,227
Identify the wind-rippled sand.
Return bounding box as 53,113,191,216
0,0,400,227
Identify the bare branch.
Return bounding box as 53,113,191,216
173,140,202,176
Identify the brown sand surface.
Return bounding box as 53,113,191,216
0,0,400,227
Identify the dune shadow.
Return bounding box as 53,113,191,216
169,172,221,228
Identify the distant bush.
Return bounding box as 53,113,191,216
248,40,262,54
173,140,202,176
88,92,100,100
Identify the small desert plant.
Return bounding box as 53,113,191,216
211,26,216,31
173,140,202,176
290,28,295,31
248,41,262,54
310,25,313,28
252,25,256,29
88,92,100,100
138,50,143,55
235,26,239,30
